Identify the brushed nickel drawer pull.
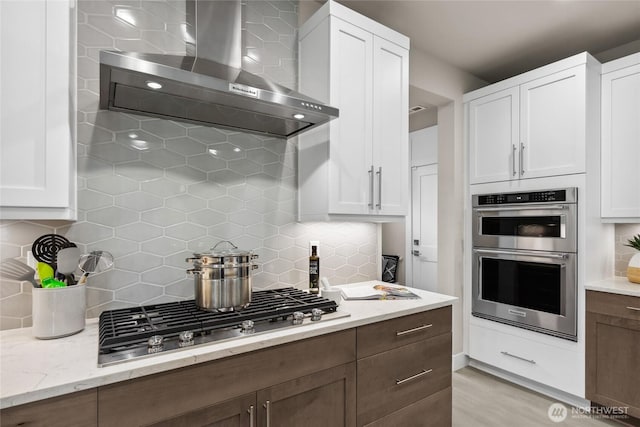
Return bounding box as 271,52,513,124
396,368,432,385
396,324,433,336
501,351,536,364
626,306,640,312
264,400,271,427
248,405,255,427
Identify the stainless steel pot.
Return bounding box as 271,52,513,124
186,241,258,312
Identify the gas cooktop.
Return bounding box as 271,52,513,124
98,288,349,367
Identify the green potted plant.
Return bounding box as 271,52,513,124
624,234,640,284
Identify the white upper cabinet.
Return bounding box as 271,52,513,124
601,53,640,221
520,67,585,179
298,0,409,221
0,0,76,220
466,54,596,185
372,36,409,216
468,87,519,183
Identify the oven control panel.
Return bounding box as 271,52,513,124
476,189,569,206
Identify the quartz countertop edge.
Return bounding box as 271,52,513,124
585,277,640,298
0,282,457,409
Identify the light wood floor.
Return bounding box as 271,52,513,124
453,367,619,426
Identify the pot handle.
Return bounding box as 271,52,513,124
186,268,201,275
211,240,238,251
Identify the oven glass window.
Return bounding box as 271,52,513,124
481,216,561,238
481,258,562,315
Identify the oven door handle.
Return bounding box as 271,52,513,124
473,248,570,259
473,205,569,212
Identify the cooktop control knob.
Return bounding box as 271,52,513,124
311,308,323,322
179,330,194,343
241,320,255,334
147,335,164,353
292,311,304,325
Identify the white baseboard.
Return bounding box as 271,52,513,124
452,352,469,371
468,358,590,409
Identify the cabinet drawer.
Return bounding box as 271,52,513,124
362,387,451,427
357,333,451,425
587,290,640,321
468,323,583,397
0,390,97,427
357,306,451,358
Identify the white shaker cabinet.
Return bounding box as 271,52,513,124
466,55,595,185
468,87,519,183
298,0,409,221
601,53,640,221
0,0,76,220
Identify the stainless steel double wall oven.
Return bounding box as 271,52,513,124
472,188,578,341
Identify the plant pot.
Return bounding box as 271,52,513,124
628,252,640,284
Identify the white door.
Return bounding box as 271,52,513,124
327,18,373,215
601,63,640,219
372,35,409,215
411,164,437,291
468,87,519,184
0,1,73,212
520,66,586,179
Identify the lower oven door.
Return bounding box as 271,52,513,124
472,248,577,341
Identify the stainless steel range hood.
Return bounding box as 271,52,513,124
99,1,338,139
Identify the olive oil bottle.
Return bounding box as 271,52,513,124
309,245,320,294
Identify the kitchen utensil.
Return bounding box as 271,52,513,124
37,262,55,282
78,251,114,285
0,259,38,287
320,277,332,291
57,246,81,285
186,240,258,312
31,234,72,269
41,277,66,288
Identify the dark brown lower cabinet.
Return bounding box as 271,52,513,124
148,363,357,427
586,290,640,419
0,307,453,427
257,362,356,427
357,306,453,427
363,387,452,427
0,389,97,427
149,393,256,427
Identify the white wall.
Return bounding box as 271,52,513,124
409,50,486,354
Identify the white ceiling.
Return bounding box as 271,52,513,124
337,0,640,83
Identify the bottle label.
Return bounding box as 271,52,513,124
310,262,319,275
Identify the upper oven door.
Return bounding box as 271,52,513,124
472,203,577,253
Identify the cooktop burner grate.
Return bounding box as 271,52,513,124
98,288,338,354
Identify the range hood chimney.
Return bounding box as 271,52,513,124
99,0,338,139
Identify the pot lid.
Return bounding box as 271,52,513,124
194,240,253,257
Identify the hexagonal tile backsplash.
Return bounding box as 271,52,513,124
0,0,379,330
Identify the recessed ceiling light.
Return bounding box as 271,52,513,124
146,81,162,90
293,113,305,120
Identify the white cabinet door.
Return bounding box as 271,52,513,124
601,63,640,219
520,66,586,179
372,35,408,215
468,87,519,184
327,18,373,215
0,0,75,219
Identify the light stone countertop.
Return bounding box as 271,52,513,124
0,281,456,409
585,277,640,298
